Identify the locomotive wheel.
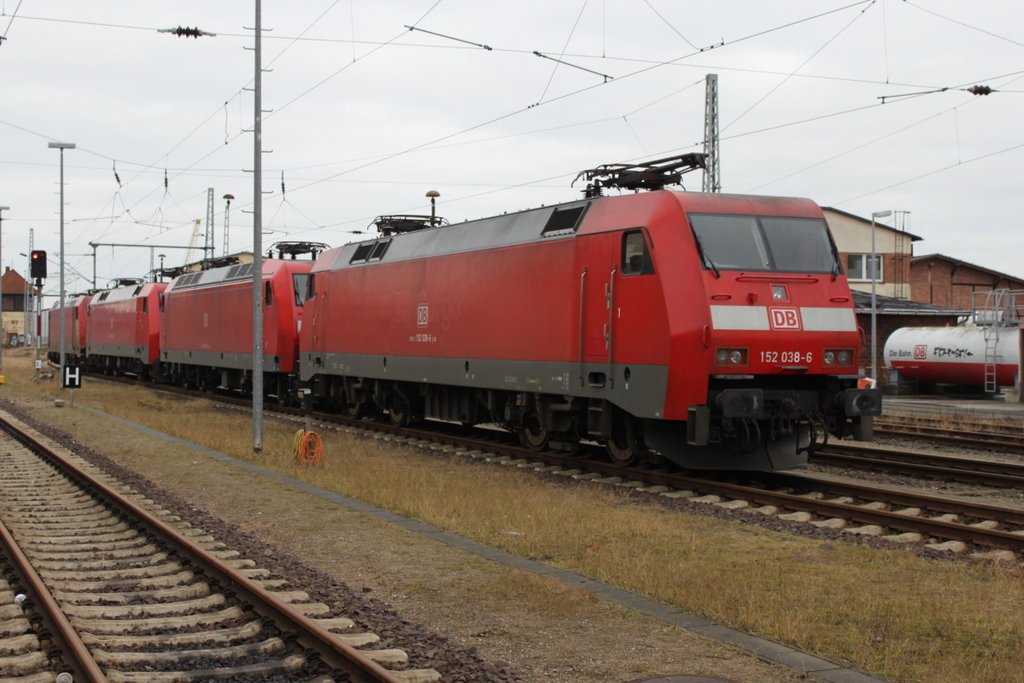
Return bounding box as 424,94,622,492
344,399,367,419
387,398,411,427
606,416,643,467
519,417,549,451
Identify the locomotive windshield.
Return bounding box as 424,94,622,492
689,214,839,274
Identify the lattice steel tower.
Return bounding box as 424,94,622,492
204,188,215,260
702,73,720,193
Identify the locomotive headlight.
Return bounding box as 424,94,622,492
715,347,748,367
772,285,788,301
824,348,855,367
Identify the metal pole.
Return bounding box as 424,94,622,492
252,0,264,453
23,244,30,349
223,194,234,257
870,210,892,383
0,206,8,371
49,142,75,388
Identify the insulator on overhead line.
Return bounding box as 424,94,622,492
966,85,994,96
158,26,216,38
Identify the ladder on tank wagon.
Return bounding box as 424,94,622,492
973,289,1023,393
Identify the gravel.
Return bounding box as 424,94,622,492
0,398,524,683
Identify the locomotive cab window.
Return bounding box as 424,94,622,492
305,273,316,301
622,231,655,276
689,213,839,274
264,281,273,306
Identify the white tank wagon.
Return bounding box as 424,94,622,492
885,326,1020,388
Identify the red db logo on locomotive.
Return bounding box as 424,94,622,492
768,307,801,330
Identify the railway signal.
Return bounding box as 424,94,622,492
30,250,46,280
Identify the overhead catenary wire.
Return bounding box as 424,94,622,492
0,0,24,43
10,0,1020,286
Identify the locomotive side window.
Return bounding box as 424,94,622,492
369,239,391,261
264,281,273,306
293,273,309,306
305,273,316,301
622,231,655,276
541,203,589,237
350,244,373,264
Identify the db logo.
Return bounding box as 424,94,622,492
417,304,429,327
913,344,927,360
769,307,801,330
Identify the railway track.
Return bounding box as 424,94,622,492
0,409,440,683
874,420,1024,454
285,412,1024,561
67,374,1024,561
811,442,1024,490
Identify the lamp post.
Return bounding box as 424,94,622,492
426,190,440,226
48,142,75,388
0,206,8,372
222,194,234,257
870,210,892,383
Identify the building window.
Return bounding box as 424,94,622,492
847,254,883,282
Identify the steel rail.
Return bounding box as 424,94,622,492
0,412,406,683
872,428,1024,454
0,516,109,683
874,422,1024,454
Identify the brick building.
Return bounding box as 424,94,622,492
1,268,36,346
910,254,1024,311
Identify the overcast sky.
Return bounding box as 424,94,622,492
2,1,1022,297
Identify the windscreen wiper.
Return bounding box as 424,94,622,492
693,233,720,278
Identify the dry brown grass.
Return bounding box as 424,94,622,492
5,351,1024,682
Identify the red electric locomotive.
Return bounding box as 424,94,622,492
85,280,167,378
47,294,92,366
301,157,880,471
158,250,316,400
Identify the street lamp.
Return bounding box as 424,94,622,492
0,206,9,373
870,210,892,384
48,141,75,387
